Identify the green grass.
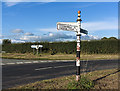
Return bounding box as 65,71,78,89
8,75,94,90
67,76,94,89
1,53,118,60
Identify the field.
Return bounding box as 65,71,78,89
2,53,118,60
8,68,119,90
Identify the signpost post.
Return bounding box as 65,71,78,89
57,10,88,81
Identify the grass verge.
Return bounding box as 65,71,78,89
67,76,94,89
3,68,119,90
2,53,118,60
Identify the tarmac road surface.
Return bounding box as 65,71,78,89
2,59,118,89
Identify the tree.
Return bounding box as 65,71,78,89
2,39,11,45
101,37,108,40
108,37,117,40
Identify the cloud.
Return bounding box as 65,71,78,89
20,32,73,42
0,39,25,44
82,20,117,32
19,32,99,42
37,28,57,32
20,35,40,41
2,0,119,7
81,34,100,40
0,39,3,44
12,29,24,33
3,0,56,2
24,32,34,36
1,32,99,44
37,17,117,33
49,33,54,37
3,0,119,2
11,39,25,43
5,2,19,7
3,0,56,7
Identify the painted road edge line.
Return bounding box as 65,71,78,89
0,63,5,65
35,65,74,71
35,67,52,71
24,62,32,64
2,60,76,65
16,62,24,64
6,63,15,65
33,61,39,63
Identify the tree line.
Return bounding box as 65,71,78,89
2,38,119,54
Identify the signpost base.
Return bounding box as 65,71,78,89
76,75,80,81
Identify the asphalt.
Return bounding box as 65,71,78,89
2,59,118,89
1,58,74,65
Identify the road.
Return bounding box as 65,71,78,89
2,59,118,89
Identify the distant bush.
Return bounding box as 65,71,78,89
101,37,117,40
2,39,11,45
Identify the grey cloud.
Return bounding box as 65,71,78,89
81,35,100,40
20,33,74,42
11,39,25,43
12,29,24,33
2,32,100,43
19,32,100,42
24,32,34,36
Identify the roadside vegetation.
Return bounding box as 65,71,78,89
2,53,118,60
1,38,119,60
2,38,118,54
5,68,118,90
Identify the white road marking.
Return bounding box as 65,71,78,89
24,62,32,64
33,61,39,63
6,63,15,65
35,65,74,71
2,63,5,65
16,62,23,64
2,60,75,65
47,61,52,62
57,60,73,62
0,63,5,65
54,65,73,68
35,67,52,71
55,60,61,62
40,61,47,62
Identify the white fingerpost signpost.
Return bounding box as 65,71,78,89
31,45,43,55
57,10,88,81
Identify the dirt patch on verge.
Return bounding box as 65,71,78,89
85,69,119,89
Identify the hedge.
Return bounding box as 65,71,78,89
2,40,119,54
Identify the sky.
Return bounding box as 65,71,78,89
1,1,118,43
